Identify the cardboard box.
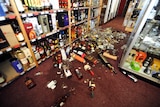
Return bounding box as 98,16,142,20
0,24,19,47
23,22,36,40
38,15,50,33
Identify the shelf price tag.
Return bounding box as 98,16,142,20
46,33,51,37
20,71,25,75
37,36,41,40
0,16,5,21
21,14,27,18
31,39,36,42
21,42,26,46
6,47,12,52
28,13,33,17
41,11,45,14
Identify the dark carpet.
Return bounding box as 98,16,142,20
0,16,160,107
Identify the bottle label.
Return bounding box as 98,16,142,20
20,58,28,64
51,45,54,50
16,33,24,41
35,52,41,60
39,49,44,54
17,63,23,70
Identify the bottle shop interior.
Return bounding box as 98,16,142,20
0,0,160,107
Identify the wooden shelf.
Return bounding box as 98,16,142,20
0,0,104,88
0,59,36,88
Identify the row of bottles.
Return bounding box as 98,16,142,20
59,0,68,8
90,8,99,18
70,0,89,8
15,0,60,12
21,11,69,40
31,30,68,62
71,9,88,23
71,24,87,40
8,46,34,73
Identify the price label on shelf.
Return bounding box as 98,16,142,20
31,39,36,42
20,71,25,75
21,42,26,46
41,11,45,14
37,36,41,40
45,11,49,14
0,16,5,21
28,13,33,17
21,14,27,18
46,33,51,37
6,47,12,52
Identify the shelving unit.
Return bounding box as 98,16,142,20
123,0,145,32
0,0,103,88
120,0,160,84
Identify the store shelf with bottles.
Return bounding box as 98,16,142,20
123,0,145,32
71,9,88,25
0,47,36,88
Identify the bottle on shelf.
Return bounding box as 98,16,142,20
44,39,51,57
57,12,69,27
25,15,43,37
43,0,52,10
14,0,25,13
20,46,34,64
50,0,59,9
32,45,41,61
11,21,25,42
38,14,50,34
36,41,46,60
15,49,29,70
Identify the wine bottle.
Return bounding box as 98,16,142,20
75,69,83,79
54,93,70,107
37,41,46,60
11,20,25,42
44,40,51,57
98,53,117,74
25,77,36,89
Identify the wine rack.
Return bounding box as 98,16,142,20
0,0,103,88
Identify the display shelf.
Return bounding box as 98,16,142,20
0,42,27,55
0,0,103,88
120,0,160,85
0,12,16,21
121,62,160,84
72,7,89,10
0,59,36,88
